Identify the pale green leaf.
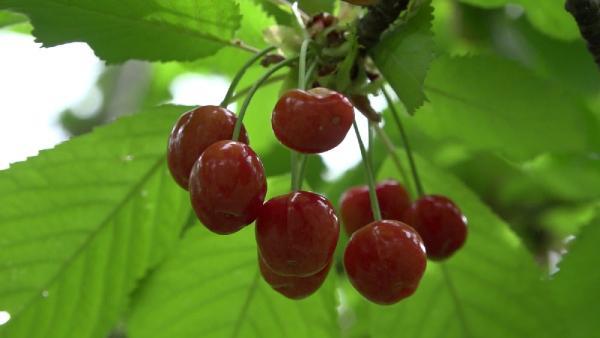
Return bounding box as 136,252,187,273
128,176,339,338
372,2,435,114
0,10,26,28
550,217,600,338
0,106,190,338
459,0,579,41
416,56,598,160
0,0,242,63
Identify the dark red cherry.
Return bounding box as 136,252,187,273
256,191,339,276
271,88,354,154
344,220,427,305
403,195,467,261
259,254,332,300
340,180,411,235
167,106,249,189
189,141,266,235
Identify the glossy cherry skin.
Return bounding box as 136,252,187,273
259,254,332,300
403,195,468,261
256,191,339,277
272,88,354,154
167,106,249,189
340,180,411,236
189,141,266,235
344,220,427,305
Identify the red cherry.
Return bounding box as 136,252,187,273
340,180,411,235
403,195,468,261
256,191,340,276
344,220,427,305
272,88,354,153
167,106,249,189
189,141,266,235
259,254,332,300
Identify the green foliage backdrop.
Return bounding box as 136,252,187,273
0,0,598,338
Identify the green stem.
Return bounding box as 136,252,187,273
291,150,298,191
353,120,382,221
382,87,425,197
232,56,299,141
295,155,308,191
304,60,318,88
373,124,414,196
221,46,276,107
223,74,286,105
290,39,312,192
298,39,311,90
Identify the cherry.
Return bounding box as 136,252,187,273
189,140,266,235
271,88,354,154
259,254,332,300
340,180,411,235
344,220,427,305
403,195,468,261
167,106,249,190
256,191,339,277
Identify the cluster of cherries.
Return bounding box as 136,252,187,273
167,87,352,300
167,85,468,305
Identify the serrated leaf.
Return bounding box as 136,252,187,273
550,216,600,338
352,153,567,338
459,0,579,41
127,176,339,338
0,0,242,63
299,0,335,14
0,106,190,338
416,55,598,161
372,2,435,114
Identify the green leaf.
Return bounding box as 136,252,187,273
0,0,242,63
522,153,600,201
299,0,335,15
127,175,339,338
372,2,435,114
0,10,26,27
459,0,579,41
550,217,600,338
416,55,598,160
354,153,567,338
0,106,190,338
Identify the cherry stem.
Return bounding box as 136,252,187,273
373,124,414,197
298,39,311,90
353,119,382,221
224,74,286,105
232,56,299,142
221,46,276,107
291,38,312,191
382,87,425,197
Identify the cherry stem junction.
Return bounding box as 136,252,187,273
353,119,382,221
232,56,299,142
221,46,276,107
382,87,425,197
